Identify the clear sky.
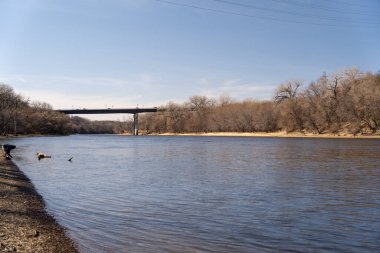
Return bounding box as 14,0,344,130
1,0,379,120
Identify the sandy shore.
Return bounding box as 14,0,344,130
154,131,380,139
0,157,78,253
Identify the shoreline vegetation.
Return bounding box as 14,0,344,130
0,156,78,253
138,68,380,137
2,130,380,139
1,67,380,137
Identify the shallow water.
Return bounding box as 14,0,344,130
8,135,380,252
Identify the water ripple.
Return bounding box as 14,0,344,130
10,135,380,253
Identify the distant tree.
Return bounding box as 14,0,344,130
217,94,235,107
274,80,302,104
187,95,215,132
0,84,29,135
166,102,188,133
350,72,380,133
274,80,304,132
210,102,240,132
302,73,332,134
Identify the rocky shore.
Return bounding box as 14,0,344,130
0,157,78,253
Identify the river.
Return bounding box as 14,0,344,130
7,135,380,252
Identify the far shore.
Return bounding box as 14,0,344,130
0,134,60,139
150,131,380,139
1,131,380,139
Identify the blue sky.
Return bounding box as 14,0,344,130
1,0,379,120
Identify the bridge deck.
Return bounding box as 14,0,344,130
57,108,158,114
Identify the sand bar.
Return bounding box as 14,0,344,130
0,156,78,253
154,131,380,139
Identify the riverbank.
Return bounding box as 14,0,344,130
3,131,380,139
0,157,78,253
154,131,380,139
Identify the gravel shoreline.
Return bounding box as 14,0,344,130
0,157,78,253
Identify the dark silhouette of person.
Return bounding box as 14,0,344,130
2,144,16,159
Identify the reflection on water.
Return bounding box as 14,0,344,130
10,135,380,252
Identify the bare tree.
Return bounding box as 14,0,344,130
274,80,302,104
187,96,215,132
166,102,188,133
274,80,304,132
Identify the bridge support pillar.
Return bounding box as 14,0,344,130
133,113,139,136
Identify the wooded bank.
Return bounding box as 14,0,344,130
141,68,380,136
1,68,379,136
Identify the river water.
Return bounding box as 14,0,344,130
7,135,380,252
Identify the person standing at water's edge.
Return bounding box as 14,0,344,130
2,144,16,159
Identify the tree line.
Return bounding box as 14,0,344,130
0,84,68,135
0,84,127,135
1,67,379,136
140,68,380,135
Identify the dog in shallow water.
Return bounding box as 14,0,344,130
36,152,51,160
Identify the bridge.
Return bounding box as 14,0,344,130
56,107,159,135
